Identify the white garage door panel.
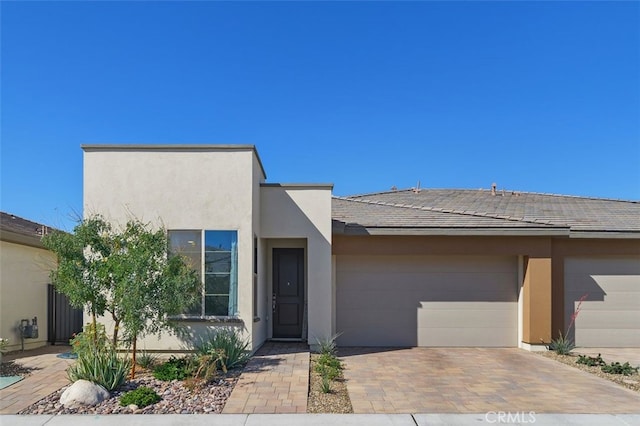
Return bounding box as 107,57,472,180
565,257,640,348
566,291,640,310
418,327,514,347
576,330,639,348
419,304,515,325
337,272,515,293
574,311,640,329
337,255,517,347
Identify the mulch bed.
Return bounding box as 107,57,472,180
307,353,353,413
540,351,640,393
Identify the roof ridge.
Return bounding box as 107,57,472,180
496,189,640,204
332,196,564,227
343,187,639,204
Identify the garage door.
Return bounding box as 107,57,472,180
564,257,640,348
336,255,518,347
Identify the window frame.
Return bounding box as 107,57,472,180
168,229,239,319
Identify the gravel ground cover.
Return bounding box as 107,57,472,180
541,351,640,393
307,353,353,414
18,368,241,415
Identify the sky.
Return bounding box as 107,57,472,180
1,1,639,232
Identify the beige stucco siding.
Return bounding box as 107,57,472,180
564,256,640,347
0,240,54,351
336,255,518,347
83,147,259,350
260,185,333,343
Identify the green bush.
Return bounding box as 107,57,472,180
136,351,159,369
576,354,605,367
195,329,250,370
601,362,639,376
120,386,161,407
70,323,111,357
316,363,340,381
67,348,130,391
153,356,192,381
314,333,342,356
547,331,575,355
317,353,342,370
320,374,332,393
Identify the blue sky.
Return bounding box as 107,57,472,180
1,1,639,231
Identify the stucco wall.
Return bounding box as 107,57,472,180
83,146,263,350
0,240,54,351
260,185,333,343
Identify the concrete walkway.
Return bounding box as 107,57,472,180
2,413,640,425
222,342,309,414
339,347,640,414
0,346,74,414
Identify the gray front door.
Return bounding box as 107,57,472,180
272,248,304,339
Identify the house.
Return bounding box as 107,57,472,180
82,145,640,351
0,213,82,351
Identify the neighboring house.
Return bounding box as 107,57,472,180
83,145,640,351
0,213,69,351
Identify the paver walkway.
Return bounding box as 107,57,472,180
340,347,640,414
222,342,309,414
0,346,74,414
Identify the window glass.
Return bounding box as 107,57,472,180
168,229,238,317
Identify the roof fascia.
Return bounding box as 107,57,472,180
81,144,267,180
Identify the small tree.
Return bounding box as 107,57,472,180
44,215,201,378
43,217,114,340
108,220,200,378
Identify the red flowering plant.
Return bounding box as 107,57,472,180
548,293,588,355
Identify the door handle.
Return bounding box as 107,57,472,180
272,293,277,313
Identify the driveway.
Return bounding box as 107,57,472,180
339,347,640,414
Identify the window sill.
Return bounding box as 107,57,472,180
170,316,244,324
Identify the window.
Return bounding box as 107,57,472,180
168,230,238,317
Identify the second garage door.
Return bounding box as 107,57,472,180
336,255,518,347
564,257,640,348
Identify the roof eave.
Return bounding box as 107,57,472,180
0,229,46,248
568,231,640,239
334,225,571,237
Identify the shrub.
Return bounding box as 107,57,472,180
67,348,130,391
315,333,342,356
120,386,161,407
320,374,332,393
601,362,639,376
316,363,340,381
195,329,250,370
70,323,111,357
193,350,227,381
576,354,605,367
317,353,342,370
153,356,192,381
548,331,575,355
136,351,159,369
548,294,588,355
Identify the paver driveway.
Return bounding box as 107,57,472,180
339,347,640,414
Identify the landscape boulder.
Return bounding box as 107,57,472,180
60,380,110,408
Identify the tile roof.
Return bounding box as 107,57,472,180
0,211,56,241
332,189,640,237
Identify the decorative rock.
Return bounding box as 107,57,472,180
128,404,139,410
59,380,110,408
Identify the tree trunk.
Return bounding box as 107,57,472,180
112,316,120,348
130,335,137,379
91,309,97,345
